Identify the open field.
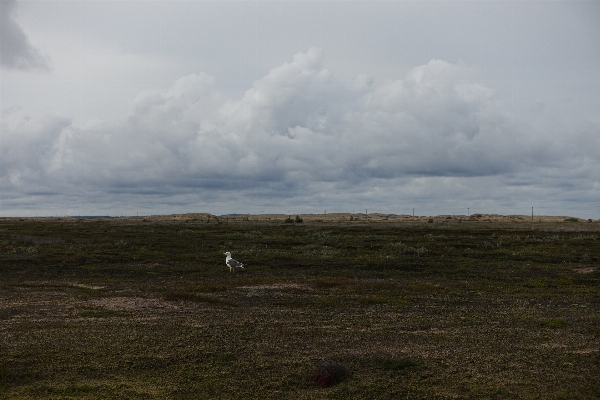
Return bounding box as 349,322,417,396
1,214,599,399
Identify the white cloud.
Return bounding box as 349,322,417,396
2,48,599,216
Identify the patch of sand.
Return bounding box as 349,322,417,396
237,283,312,291
574,267,596,274
88,297,179,311
71,283,105,290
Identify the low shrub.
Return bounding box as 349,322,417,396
313,360,347,387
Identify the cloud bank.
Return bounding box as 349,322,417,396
2,48,599,216
0,0,50,71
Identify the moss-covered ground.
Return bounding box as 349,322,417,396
1,215,599,399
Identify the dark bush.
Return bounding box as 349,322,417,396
313,360,347,388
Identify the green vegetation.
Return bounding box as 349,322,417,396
372,354,419,373
0,216,599,398
544,318,569,329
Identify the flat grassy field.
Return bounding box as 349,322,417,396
1,214,599,399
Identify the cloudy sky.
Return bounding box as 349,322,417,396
1,0,599,217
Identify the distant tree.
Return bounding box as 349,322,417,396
295,215,303,223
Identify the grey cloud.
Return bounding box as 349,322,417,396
2,49,599,216
0,0,50,71
0,107,70,189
